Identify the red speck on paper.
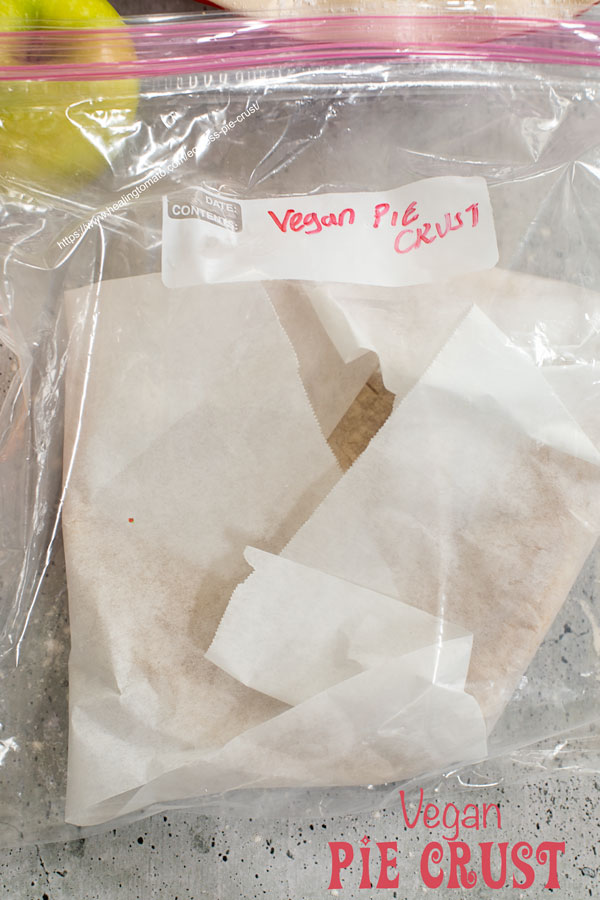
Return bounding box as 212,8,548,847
128,517,134,523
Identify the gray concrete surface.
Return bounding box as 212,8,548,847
1,771,599,898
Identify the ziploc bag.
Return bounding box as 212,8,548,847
4,13,600,842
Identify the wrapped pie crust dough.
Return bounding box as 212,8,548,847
63,271,600,825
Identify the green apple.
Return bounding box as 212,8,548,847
0,0,139,184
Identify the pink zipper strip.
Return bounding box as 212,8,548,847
0,15,598,80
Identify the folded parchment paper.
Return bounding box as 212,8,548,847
207,547,475,706
63,274,600,826
265,281,377,437
305,269,600,433
63,273,341,824
209,306,600,728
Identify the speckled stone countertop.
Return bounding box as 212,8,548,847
1,771,599,898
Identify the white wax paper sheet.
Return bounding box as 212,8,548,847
62,273,341,824
208,307,600,740
305,269,600,435
265,281,376,436
206,547,473,705
94,636,487,825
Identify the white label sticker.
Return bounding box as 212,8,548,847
162,176,498,288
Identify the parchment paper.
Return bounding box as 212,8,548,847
209,306,600,731
206,547,474,706
265,281,377,436
305,269,600,442
62,273,340,824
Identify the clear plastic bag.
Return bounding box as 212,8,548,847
3,11,600,845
